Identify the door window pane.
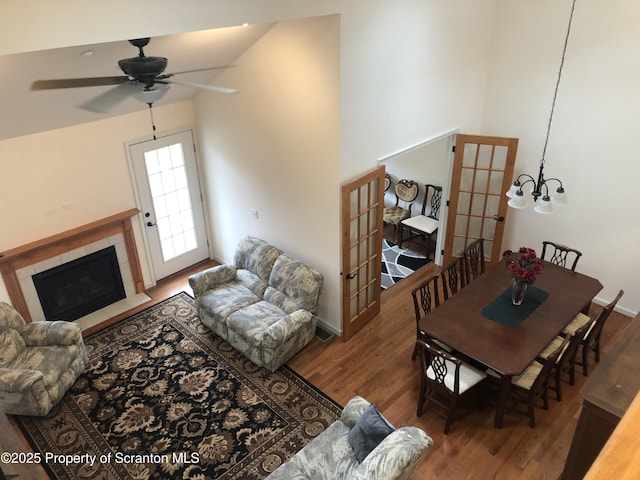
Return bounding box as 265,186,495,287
144,143,198,262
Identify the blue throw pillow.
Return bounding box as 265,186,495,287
347,403,395,462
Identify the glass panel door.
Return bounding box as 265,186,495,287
130,130,209,279
341,166,385,340
444,135,519,264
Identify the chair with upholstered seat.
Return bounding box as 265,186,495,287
411,275,451,359
440,256,467,301
0,302,88,416
416,340,488,434
487,337,568,428
463,238,486,283
383,179,419,243
399,184,443,258
541,241,582,271
538,322,591,401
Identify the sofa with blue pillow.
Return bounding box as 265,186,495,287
267,396,433,479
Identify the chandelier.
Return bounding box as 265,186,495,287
506,0,576,214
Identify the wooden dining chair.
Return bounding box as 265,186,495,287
440,256,467,300
383,179,419,243
541,241,582,271
538,322,591,401
398,184,443,258
411,275,448,359
416,340,488,434
575,289,624,376
487,337,568,428
463,238,485,283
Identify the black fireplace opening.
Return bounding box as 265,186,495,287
32,246,126,321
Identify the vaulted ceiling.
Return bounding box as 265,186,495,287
0,23,274,141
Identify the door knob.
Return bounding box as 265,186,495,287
144,212,156,227
493,215,505,222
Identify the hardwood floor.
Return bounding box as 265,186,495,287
2,258,631,479
290,264,631,480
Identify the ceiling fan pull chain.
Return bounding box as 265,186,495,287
147,103,157,141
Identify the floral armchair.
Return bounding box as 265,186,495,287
0,302,88,416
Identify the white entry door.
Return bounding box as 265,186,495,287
129,130,210,280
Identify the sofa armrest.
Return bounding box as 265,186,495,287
263,309,315,349
352,426,433,480
22,321,83,347
0,368,45,393
341,396,371,429
189,264,238,296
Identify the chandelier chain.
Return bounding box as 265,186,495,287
540,0,577,166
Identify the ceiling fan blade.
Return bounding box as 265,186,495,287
160,65,236,78
31,76,130,90
160,79,239,94
79,82,141,113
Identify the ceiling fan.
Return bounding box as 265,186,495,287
31,37,238,113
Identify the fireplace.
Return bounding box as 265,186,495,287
32,246,126,321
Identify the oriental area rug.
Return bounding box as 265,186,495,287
14,292,342,480
381,239,431,290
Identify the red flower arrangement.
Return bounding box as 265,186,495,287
502,247,544,284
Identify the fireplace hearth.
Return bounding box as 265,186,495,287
32,246,126,321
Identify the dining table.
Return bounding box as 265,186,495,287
419,258,603,428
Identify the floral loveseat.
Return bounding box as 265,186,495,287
267,396,433,479
189,236,323,372
0,301,88,416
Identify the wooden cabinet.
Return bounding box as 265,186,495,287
561,313,640,480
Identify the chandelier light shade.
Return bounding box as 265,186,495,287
506,0,577,214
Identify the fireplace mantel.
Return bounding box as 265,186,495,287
0,208,145,323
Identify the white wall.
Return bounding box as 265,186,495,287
482,0,640,314
3,0,637,324
1,1,498,335
189,2,498,333
337,1,497,181
193,16,341,331
380,136,450,217
0,101,198,301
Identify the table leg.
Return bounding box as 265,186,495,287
581,301,591,315
494,375,513,428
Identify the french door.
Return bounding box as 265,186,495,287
129,130,210,280
443,134,518,265
341,166,386,341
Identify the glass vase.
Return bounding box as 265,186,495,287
511,279,528,306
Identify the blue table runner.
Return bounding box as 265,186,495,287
481,286,549,328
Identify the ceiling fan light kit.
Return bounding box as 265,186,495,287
506,0,577,214
132,84,171,104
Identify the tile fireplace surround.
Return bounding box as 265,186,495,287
0,209,148,327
